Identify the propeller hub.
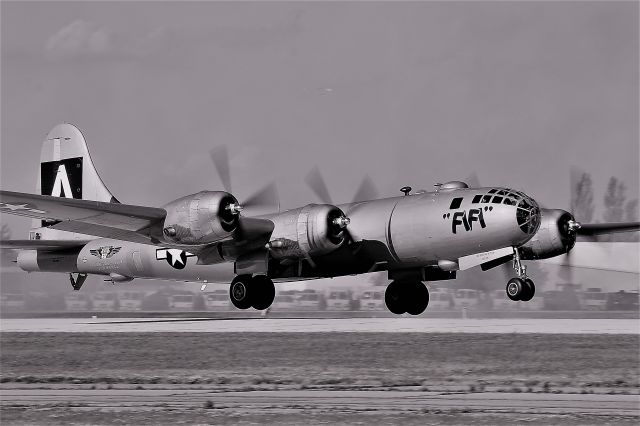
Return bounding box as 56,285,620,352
226,203,243,215
567,219,582,233
332,216,350,228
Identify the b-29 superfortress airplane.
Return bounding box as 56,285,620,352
1,124,638,314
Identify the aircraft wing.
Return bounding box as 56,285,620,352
0,190,167,245
0,190,274,252
0,240,89,250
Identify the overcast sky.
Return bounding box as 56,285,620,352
1,1,638,238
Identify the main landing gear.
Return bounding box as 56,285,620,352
229,274,275,310
506,248,535,302
384,280,430,315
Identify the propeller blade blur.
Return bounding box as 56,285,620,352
351,175,379,204
542,242,639,274
210,146,232,193
242,182,280,212
305,166,333,205
576,222,640,236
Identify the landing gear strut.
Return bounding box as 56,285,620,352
506,248,535,302
229,274,275,310
384,280,430,315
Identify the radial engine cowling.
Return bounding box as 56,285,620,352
519,209,576,260
162,191,240,244
267,204,349,259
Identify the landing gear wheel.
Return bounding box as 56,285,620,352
506,278,525,301
406,282,429,316
385,281,406,315
251,275,275,310
230,275,253,310
520,278,535,302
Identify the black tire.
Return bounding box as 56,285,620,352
230,275,253,310
406,282,429,316
385,281,406,315
520,279,535,302
506,278,524,301
251,275,275,310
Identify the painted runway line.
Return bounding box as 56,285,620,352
1,388,638,416
1,317,638,333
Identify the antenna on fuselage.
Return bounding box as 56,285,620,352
400,186,412,196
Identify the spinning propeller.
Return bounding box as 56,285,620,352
304,166,381,235
302,166,381,267
210,146,280,215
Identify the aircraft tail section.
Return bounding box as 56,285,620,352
38,123,118,203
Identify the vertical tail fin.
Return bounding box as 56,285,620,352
38,124,118,203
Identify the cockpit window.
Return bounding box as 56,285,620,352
449,197,463,209
488,189,498,194
472,194,482,204
516,198,540,234
492,196,503,204
481,195,492,203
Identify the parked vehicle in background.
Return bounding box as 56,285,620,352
64,292,91,311
454,289,479,309
491,290,513,311
169,293,194,310
297,291,323,310
119,291,144,311
360,290,384,311
607,290,640,311
428,289,454,310
205,290,230,311
141,291,170,311
1,293,25,311
326,290,351,310
92,292,118,311
543,284,581,310
581,288,607,311
272,293,296,311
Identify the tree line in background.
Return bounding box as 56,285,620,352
572,173,639,242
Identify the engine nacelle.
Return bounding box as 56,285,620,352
267,204,348,259
162,191,239,244
17,249,80,272
519,209,576,260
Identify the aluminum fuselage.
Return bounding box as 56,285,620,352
18,187,539,284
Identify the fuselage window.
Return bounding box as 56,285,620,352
449,197,463,209
472,195,482,204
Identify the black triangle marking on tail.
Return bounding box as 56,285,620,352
41,157,83,199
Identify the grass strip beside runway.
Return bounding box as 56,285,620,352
1,332,638,392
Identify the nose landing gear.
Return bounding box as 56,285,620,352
229,274,275,310
506,248,536,302
384,280,430,315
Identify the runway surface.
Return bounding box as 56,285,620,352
1,387,638,416
1,317,638,333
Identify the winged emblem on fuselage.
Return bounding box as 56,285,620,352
89,246,121,259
